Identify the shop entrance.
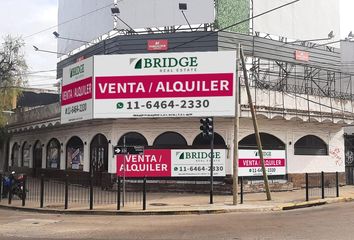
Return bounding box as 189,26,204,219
33,140,42,176
90,134,108,186
345,135,354,184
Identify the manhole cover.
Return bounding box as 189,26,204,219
149,203,168,206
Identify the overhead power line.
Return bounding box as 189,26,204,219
24,3,114,39
170,0,300,50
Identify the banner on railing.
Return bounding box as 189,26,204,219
238,150,286,177
116,149,226,177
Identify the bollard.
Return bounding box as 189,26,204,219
143,177,147,210
40,174,44,208
0,173,2,202
117,177,121,210
8,175,13,205
89,174,93,210
240,177,244,204
321,171,325,199
305,173,309,201
336,171,339,197
22,175,26,207
64,174,69,210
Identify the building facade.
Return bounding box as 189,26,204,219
3,31,353,190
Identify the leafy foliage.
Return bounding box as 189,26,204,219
0,35,28,126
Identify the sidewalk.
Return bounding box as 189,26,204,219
1,186,354,215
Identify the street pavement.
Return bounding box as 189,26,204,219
1,185,354,214
0,201,354,239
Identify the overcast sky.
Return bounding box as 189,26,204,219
0,0,353,90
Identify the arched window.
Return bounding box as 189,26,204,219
66,136,84,170
192,132,227,148
117,132,148,146
33,140,43,169
22,142,31,167
11,143,20,167
294,135,328,155
153,131,187,148
90,134,108,173
46,138,60,169
239,133,285,150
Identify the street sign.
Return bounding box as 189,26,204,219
114,146,144,155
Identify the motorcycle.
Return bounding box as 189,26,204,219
12,174,26,200
2,173,26,200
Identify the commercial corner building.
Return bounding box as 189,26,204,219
2,30,352,190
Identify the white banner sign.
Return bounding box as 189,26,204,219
61,57,94,124
93,51,236,118
116,149,226,177
238,150,286,177
171,149,226,177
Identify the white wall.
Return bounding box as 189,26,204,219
8,117,345,175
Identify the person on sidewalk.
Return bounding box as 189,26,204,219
2,172,15,198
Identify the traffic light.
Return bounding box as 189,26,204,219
200,117,213,139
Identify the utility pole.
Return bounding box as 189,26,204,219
233,47,240,205
240,46,271,200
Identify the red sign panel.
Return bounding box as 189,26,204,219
61,77,92,106
95,73,233,99
147,39,168,51
295,50,309,62
116,150,171,177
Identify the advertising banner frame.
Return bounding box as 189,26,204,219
93,51,237,119
116,149,227,178
60,51,237,123
238,149,286,177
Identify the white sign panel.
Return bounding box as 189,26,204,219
115,0,214,30
238,150,286,177
93,51,236,118
58,0,114,53
171,149,226,177
61,57,94,124
253,0,340,46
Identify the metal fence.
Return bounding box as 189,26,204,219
0,173,145,210
0,172,342,209
305,172,339,201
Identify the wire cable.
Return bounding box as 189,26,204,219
24,2,114,39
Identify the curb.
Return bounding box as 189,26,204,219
280,197,354,211
0,204,274,216
0,197,353,216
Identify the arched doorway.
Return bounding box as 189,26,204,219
294,135,327,155
153,131,187,148
46,138,61,169
66,136,84,170
239,133,285,150
33,140,42,176
21,141,30,168
118,132,148,146
192,132,227,148
90,134,108,186
11,143,20,169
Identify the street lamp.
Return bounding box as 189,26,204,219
179,3,192,30
52,31,89,44
33,45,67,56
111,6,136,33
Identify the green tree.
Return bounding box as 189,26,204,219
0,35,28,127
